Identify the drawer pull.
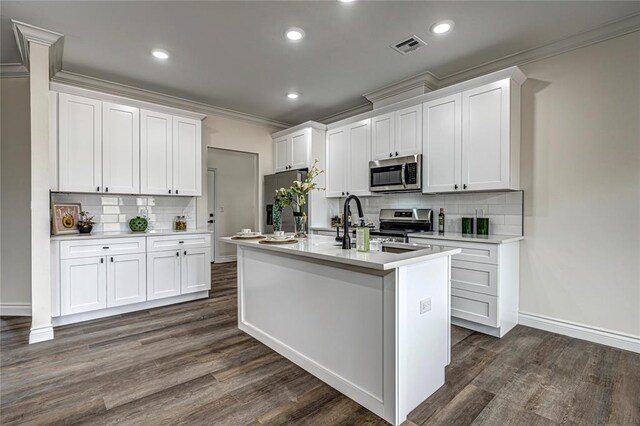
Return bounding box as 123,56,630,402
102,246,109,249
178,241,184,244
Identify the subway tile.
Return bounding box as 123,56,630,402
506,191,523,205
487,204,522,215
505,215,523,226
476,193,506,205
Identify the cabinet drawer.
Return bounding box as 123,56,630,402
147,234,211,252
410,238,498,264
451,288,498,327
60,237,146,259
451,260,498,296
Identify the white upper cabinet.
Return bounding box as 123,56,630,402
141,110,173,195
395,104,422,157
173,116,202,196
371,106,422,161
58,93,102,193
423,78,520,193
423,94,462,193
347,120,372,196
326,120,371,198
273,129,312,172
274,136,289,172
371,112,395,161
102,102,140,194
326,128,347,197
462,80,513,191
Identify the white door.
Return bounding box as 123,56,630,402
462,80,510,191
147,250,181,300
290,129,311,170
106,253,146,307
347,120,371,196
173,116,202,196
141,109,173,195
58,93,102,193
102,102,140,194
423,94,462,193
371,112,395,161
61,256,107,315
207,169,216,263
326,127,347,197
181,248,211,294
274,136,289,172
395,104,422,157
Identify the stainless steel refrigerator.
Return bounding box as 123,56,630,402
264,169,307,233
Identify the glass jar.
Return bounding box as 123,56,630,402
174,215,187,232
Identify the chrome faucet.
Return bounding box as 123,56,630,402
342,194,365,249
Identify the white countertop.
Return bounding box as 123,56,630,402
221,234,461,271
50,228,212,241
408,231,524,244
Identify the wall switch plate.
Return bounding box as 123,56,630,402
420,298,431,314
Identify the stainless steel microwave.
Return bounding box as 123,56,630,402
369,154,422,192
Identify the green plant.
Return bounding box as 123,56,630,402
274,160,324,212
78,211,95,227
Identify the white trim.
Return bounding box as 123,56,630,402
52,291,209,326
271,120,327,138
29,325,54,344
50,71,290,129
0,63,29,77
0,303,32,316
519,312,640,354
214,255,237,264
12,20,64,76
319,103,373,125
363,72,440,106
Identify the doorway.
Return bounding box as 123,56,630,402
208,148,259,262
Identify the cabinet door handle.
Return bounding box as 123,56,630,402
176,190,179,195
176,251,180,256
389,153,393,158
184,250,187,256
169,189,172,194
110,257,114,263
463,184,467,190
105,187,109,192
97,186,100,192
100,258,104,263
395,152,399,157
454,184,458,190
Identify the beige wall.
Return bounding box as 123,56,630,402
0,77,32,306
197,114,279,232
519,32,640,337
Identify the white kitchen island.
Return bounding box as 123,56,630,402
221,235,460,425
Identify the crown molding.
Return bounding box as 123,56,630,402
12,20,64,77
271,120,327,138
0,63,29,78
363,71,440,107
51,70,291,129
319,102,373,125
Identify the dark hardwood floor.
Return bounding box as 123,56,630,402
1,262,638,425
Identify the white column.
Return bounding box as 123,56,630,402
28,42,54,344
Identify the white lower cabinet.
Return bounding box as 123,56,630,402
54,233,211,323
408,236,520,338
61,256,107,315
147,250,182,300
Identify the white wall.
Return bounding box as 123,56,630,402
197,115,279,233
0,77,32,308
519,32,640,337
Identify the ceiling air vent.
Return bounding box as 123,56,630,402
391,35,427,55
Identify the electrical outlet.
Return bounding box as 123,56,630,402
420,298,431,314
476,208,485,217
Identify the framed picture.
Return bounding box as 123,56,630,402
51,203,81,235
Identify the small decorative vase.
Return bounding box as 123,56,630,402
78,224,93,234
293,212,307,238
129,216,148,233
273,200,283,232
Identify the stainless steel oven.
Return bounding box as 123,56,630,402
369,154,422,192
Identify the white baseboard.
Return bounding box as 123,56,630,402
519,312,640,354
0,303,32,316
29,325,54,344
215,255,237,263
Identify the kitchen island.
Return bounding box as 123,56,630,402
221,235,460,425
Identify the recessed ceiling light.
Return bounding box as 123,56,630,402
287,92,300,100
284,27,305,41
430,20,454,35
338,0,356,3
151,49,169,60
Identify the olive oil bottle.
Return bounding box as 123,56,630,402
438,208,445,234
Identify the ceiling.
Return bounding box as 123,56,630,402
1,1,639,125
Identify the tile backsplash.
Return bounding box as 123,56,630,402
51,193,196,233
329,191,523,236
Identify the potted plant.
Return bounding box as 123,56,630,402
77,211,95,234
274,160,324,238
